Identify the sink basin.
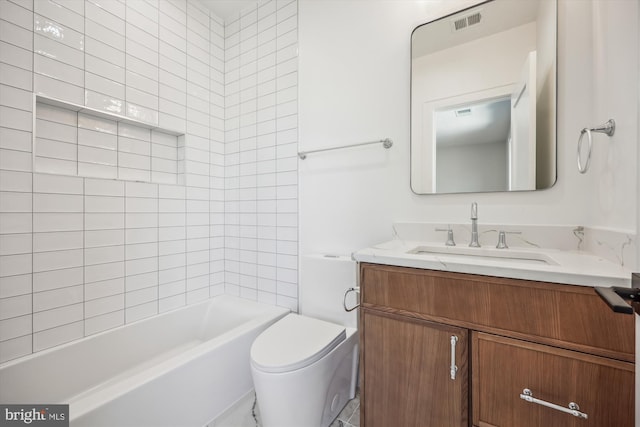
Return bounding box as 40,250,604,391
406,245,559,266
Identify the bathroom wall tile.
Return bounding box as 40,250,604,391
85,229,124,249
0,42,32,77
84,277,124,301
33,213,82,233
126,286,157,308
33,15,82,50
33,231,82,252
0,294,31,321
34,0,83,33
186,287,208,304
33,248,83,273
0,18,32,51
33,320,83,352
159,25,186,53
79,145,117,167
0,85,32,113
33,267,82,293
33,156,74,175
85,1,124,37
84,245,124,266
85,54,125,84
124,271,156,293
126,39,159,69
85,178,124,196
0,335,32,364
1,1,33,31
0,253,31,278
85,310,124,336
33,193,83,213
126,2,158,36
0,234,32,256
124,302,157,326
0,149,31,172
35,139,76,163
33,285,83,312
32,173,82,194
0,62,32,90
0,106,31,133
34,74,83,104
78,162,117,179
85,261,124,284
126,228,158,245
84,213,124,230
85,294,124,318
33,35,79,72
0,315,32,342
159,293,185,313
125,103,158,126
85,72,125,100
86,0,125,20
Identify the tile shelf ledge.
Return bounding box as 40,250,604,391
34,94,185,137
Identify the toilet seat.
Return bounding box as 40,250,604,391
251,314,346,373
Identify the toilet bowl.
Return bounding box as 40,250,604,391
250,313,359,427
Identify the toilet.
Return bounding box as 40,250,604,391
250,254,359,427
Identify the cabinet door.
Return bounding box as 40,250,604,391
472,332,634,427
362,309,468,427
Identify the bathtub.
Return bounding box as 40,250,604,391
0,295,289,427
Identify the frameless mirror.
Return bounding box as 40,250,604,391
410,0,557,194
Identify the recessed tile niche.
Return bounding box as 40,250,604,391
33,96,185,185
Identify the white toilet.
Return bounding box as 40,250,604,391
250,255,359,427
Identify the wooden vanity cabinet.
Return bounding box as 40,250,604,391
359,263,635,427
362,310,468,427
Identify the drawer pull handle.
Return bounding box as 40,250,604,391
520,388,588,419
450,335,458,380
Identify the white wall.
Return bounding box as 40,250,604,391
299,0,638,256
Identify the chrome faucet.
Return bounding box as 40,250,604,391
469,202,480,247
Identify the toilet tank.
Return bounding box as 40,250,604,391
300,254,358,328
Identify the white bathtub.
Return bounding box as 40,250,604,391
0,295,289,427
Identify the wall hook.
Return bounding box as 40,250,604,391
577,119,616,174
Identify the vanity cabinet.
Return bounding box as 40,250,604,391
362,310,468,426
359,263,635,427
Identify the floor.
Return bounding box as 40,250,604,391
210,390,360,427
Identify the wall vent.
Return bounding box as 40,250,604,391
451,10,482,32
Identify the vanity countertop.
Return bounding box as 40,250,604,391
352,239,632,288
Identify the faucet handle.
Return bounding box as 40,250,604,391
471,202,478,220
435,228,456,246
496,230,522,249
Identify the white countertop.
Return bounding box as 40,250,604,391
352,239,632,288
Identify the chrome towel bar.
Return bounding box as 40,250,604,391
298,138,393,160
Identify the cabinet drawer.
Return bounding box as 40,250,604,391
360,263,634,360
472,332,634,427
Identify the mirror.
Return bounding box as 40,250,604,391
410,0,557,194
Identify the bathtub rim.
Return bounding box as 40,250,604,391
0,295,286,371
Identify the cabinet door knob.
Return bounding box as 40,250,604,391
450,335,458,380
519,388,588,419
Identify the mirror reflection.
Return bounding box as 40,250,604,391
410,0,557,194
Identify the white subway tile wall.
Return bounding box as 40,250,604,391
0,0,297,364
224,0,298,308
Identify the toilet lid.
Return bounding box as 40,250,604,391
251,314,346,373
